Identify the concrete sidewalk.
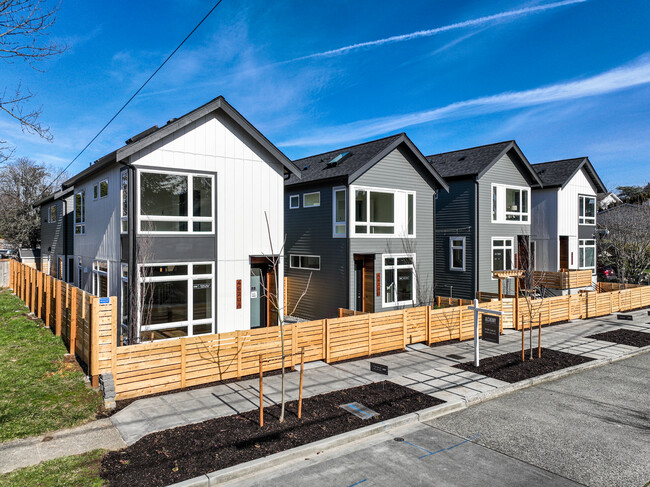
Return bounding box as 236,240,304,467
111,308,650,445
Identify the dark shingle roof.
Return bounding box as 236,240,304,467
426,141,513,178
532,158,585,187
285,134,404,186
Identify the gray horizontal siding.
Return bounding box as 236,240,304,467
284,182,347,320
434,179,475,300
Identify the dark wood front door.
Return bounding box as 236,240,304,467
353,255,375,313
559,236,569,270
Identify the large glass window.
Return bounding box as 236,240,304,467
333,187,346,237
579,195,596,225
139,262,214,340
383,255,414,307
492,238,514,272
450,237,465,271
492,184,529,223
92,260,108,297
48,205,57,223
303,192,320,208
75,191,85,234
579,239,596,272
121,170,128,233
352,187,414,237
139,171,213,233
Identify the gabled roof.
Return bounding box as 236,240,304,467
63,96,300,188
426,140,543,186
532,157,607,193
33,186,74,209
286,133,449,191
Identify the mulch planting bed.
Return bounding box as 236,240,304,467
454,348,594,383
101,381,443,487
586,328,650,348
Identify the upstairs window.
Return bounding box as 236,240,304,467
93,179,108,200
333,187,346,237
351,186,414,237
492,184,529,223
75,190,85,235
48,205,57,223
139,171,213,233
120,170,128,233
303,192,320,208
449,237,465,271
579,195,596,225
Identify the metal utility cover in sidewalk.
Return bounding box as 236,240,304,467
340,402,379,420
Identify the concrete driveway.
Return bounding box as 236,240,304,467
227,352,650,487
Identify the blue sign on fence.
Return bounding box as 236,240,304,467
99,297,110,305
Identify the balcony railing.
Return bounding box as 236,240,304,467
532,270,593,290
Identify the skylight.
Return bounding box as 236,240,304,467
327,151,350,165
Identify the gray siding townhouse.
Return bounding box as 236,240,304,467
427,141,543,300
531,157,606,288
34,187,74,279
39,96,300,343
285,133,448,320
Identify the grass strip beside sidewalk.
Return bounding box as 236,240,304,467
0,450,105,487
0,290,102,442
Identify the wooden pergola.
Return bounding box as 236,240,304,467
492,270,525,329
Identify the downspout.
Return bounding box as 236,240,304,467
474,179,479,299
62,198,68,279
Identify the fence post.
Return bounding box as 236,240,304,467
37,271,43,319
70,287,78,356
291,323,297,370
55,280,62,336
180,340,186,388
31,268,36,313
367,314,372,356
458,308,463,340
325,319,330,363
402,309,407,349
90,296,100,388
45,276,51,328
236,331,242,379
110,295,118,374
426,305,431,345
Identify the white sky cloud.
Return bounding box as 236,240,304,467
280,53,650,148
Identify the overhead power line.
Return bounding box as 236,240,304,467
46,0,225,192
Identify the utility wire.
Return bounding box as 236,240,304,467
46,0,225,192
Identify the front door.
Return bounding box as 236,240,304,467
354,259,363,311
353,254,375,313
559,236,569,270
250,267,266,328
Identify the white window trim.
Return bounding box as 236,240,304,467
578,239,596,274
350,184,416,238
137,169,215,235
138,261,215,339
449,236,466,272
382,253,415,307
579,195,596,225
120,170,128,234
289,194,300,209
93,179,109,200
74,190,86,235
289,254,320,270
77,257,83,288
491,237,514,275
48,205,57,223
303,191,320,208
92,259,109,297
332,186,347,238
491,183,530,224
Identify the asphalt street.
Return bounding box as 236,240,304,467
228,352,650,487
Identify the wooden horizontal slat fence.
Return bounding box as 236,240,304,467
533,270,593,289
8,260,115,386
7,260,650,401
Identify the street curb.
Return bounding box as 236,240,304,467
167,346,649,487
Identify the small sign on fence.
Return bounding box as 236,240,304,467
617,314,633,321
370,362,388,375
482,314,500,344
99,297,110,305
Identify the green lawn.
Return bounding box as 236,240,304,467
0,290,102,442
0,450,105,487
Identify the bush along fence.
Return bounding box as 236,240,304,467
6,260,650,401
8,259,116,387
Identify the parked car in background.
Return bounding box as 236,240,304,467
597,265,617,282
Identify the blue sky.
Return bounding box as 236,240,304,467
3,0,649,189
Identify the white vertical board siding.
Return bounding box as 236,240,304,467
73,165,122,296
531,188,558,271
130,112,285,333
557,168,598,270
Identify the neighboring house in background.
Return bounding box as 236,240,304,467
427,141,543,300
38,96,300,343
34,187,74,280
597,191,621,210
284,133,448,320
18,248,41,270
531,157,607,293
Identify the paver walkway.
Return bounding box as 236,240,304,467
111,308,650,445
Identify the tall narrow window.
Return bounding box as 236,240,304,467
407,193,415,236
492,186,497,221
75,191,85,234
93,260,108,297
579,195,596,225
77,257,83,288
579,239,596,272
48,205,57,223
333,187,346,237
120,170,128,233
450,237,465,271
121,263,128,333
